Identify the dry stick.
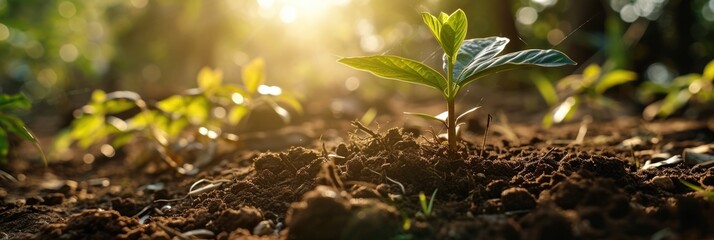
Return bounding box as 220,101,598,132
480,114,493,157
351,120,380,138
539,147,556,161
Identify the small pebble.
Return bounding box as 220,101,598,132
649,176,674,191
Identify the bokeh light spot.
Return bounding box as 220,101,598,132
344,77,360,91
516,7,538,25
58,1,77,19
232,93,245,104
280,6,298,23
130,0,148,8
59,44,79,62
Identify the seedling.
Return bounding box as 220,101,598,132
679,180,714,201
0,93,44,165
534,63,637,126
340,9,575,150
54,58,300,172
417,189,438,218
640,60,714,120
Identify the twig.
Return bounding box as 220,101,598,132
351,120,380,138
480,114,493,157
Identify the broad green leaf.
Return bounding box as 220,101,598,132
50,130,72,156
277,93,303,113
91,90,107,103
703,59,714,82
339,56,447,92
438,12,449,23
0,115,35,142
197,67,223,94
243,58,265,94
444,37,510,81
594,70,637,94
167,118,189,138
421,13,442,43
439,9,467,58
186,97,209,124
533,75,558,107
111,131,135,148
103,99,136,114
581,64,601,88
458,49,576,87
228,105,249,125
658,90,690,117
157,95,187,117
404,112,447,127
0,94,31,111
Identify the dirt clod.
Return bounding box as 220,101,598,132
501,187,537,211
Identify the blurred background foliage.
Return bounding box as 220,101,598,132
1,0,713,133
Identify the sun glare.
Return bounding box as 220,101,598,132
257,0,350,24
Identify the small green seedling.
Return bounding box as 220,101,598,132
0,93,44,165
340,9,575,150
680,179,714,201
534,63,637,126
417,189,438,218
640,59,714,120
54,58,300,172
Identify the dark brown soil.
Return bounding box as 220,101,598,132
2,117,714,240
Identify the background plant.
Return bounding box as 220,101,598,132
0,93,42,164
53,58,300,172
339,9,575,150
534,63,637,126
640,59,714,120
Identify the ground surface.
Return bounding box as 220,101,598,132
1,114,714,240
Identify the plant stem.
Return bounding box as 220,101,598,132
447,98,456,150
446,57,457,151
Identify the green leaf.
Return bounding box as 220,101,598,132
421,13,442,43
228,105,249,125
594,70,637,94
0,114,35,142
157,95,187,117
455,106,481,123
533,75,558,107
458,49,576,87
243,58,265,95
277,93,303,113
444,37,510,81
552,96,579,124
339,55,447,92
197,67,223,94
186,96,209,124
0,94,31,111
102,99,136,114
404,112,447,127
439,9,467,58
658,90,690,117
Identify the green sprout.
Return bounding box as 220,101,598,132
53,58,300,171
0,93,44,165
339,9,575,150
640,59,714,120
418,189,438,218
534,63,637,126
680,180,714,201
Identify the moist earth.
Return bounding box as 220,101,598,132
1,118,714,239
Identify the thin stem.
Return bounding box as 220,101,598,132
447,98,456,150
446,56,457,151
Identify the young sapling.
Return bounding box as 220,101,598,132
339,9,575,150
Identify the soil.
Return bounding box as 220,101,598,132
2,114,714,240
